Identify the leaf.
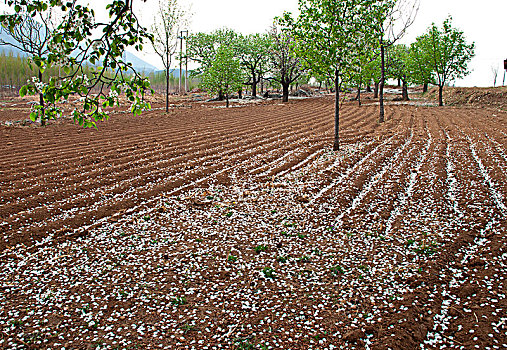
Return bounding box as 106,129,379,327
19,86,28,97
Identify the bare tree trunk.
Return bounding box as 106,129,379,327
251,72,258,97
379,41,385,123
423,83,428,93
438,84,444,106
165,68,169,112
282,82,289,102
366,84,372,93
333,69,340,151
238,89,242,99
357,85,362,106
401,79,409,101
374,82,379,98
226,93,229,108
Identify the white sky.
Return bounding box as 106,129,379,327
133,0,506,87
2,0,506,86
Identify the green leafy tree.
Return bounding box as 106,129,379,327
0,0,153,127
187,28,238,100
372,0,419,122
422,16,475,106
237,33,271,97
347,32,379,106
282,0,377,150
386,44,410,100
200,45,243,108
267,23,304,103
407,36,435,93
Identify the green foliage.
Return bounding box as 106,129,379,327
407,37,435,86
426,16,475,84
262,267,275,279
236,33,271,95
170,296,187,305
254,245,268,253
418,16,475,105
0,0,153,126
330,265,344,275
386,44,409,82
281,0,384,149
284,0,380,81
200,45,244,105
276,255,288,263
187,29,238,75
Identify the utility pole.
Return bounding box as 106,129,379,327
185,30,188,93
178,30,189,95
179,31,183,94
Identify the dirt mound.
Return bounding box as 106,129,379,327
428,86,507,110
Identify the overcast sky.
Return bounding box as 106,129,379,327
2,0,505,87
134,0,506,87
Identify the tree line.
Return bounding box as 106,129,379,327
1,0,475,151
173,0,474,150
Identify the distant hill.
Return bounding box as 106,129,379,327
123,51,158,73
1,31,158,73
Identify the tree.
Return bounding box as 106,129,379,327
282,0,377,150
0,9,56,125
347,32,379,106
387,44,410,100
187,28,238,100
422,16,475,106
237,33,271,98
372,0,419,123
151,0,189,112
491,65,499,87
407,36,435,93
200,45,243,108
267,23,303,103
0,0,153,127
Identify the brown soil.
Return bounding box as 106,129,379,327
427,86,507,111
0,92,506,349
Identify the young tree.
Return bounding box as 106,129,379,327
423,16,475,106
407,36,435,93
200,45,243,108
267,23,303,103
151,0,189,112
1,0,153,127
348,32,379,106
372,0,419,123
491,65,499,87
187,28,238,100
387,44,410,100
237,33,271,98
283,0,376,150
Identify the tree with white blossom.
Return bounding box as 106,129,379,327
0,0,153,127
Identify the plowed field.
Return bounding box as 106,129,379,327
1,95,506,349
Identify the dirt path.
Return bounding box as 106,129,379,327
0,97,505,349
